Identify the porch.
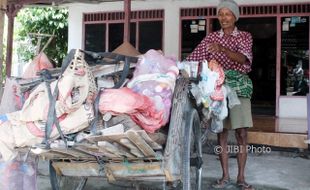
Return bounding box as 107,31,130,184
248,116,308,149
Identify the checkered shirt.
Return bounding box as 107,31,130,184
186,27,253,74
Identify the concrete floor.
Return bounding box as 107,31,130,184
36,149,310,190
204,152,310,190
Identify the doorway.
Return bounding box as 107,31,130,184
181,17,277,116
212,17,277,116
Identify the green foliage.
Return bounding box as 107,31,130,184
16,7,68,67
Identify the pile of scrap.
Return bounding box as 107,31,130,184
0,49,98,161
0,48,178,162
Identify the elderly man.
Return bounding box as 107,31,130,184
187,0,254,189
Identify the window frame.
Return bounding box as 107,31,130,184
82,10,164,53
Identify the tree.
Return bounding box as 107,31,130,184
0,0,6,81
16,7,68,67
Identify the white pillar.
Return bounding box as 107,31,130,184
68,5,83,51
163,3,180,58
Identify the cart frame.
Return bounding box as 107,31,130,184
17,50,203,190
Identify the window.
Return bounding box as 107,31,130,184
130,22,137,47
181,19,207,60
138,21,163,53
281,16,309,96
84,24,105,52
83,10,164,53
108,23,124,52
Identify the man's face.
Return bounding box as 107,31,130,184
218,8,236,29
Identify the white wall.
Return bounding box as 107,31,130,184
279,97,308,118
66,0,309,57
66,0,309,119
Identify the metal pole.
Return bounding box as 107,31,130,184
123,0,131,42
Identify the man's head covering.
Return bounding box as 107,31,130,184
217,0,240,21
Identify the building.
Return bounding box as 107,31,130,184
3,0,310,148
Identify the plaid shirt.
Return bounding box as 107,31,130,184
186,27,253,74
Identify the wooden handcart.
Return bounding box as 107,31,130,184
18,50,203,190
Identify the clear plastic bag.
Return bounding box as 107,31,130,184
127,50,179,127
225,85,241,108
0,78,20,114
210,115,224,134
0,158,38,190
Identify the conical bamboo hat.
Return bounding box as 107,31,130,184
112,41,141,57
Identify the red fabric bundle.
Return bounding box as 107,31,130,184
99,88,164,133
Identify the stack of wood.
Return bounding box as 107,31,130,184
34,124,166,162
81,124,165,160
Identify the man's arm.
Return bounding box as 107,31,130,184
207,43,247,64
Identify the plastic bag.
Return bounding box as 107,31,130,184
0,159,37,190
127,50,179,126
22,52,53,79
0,78,20,114
210,115,224,133
225,85,241,108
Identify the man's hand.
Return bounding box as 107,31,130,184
207,43,226,53
208,43,246,64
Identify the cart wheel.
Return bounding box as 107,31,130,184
182,109,202,190
49,160,88,190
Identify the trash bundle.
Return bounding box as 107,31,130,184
127,50,179,126
190,60,240,133
0,49,96,161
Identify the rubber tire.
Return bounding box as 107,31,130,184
49,160,88,190
182,109,202,190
